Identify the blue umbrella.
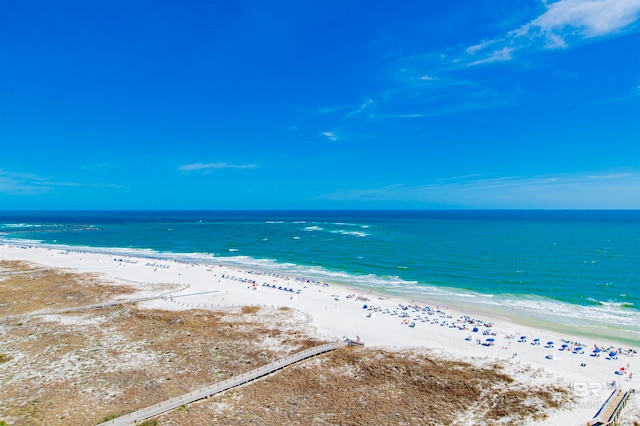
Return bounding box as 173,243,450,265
593,349,601,353
533,338,540,342
486,338,495,342
561,344,569,348
547,341,554,345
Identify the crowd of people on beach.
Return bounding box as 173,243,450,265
3,242,637,394
226,269,637,386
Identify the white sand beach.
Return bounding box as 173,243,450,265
1,242,638,425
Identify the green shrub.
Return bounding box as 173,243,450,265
100,412,124,422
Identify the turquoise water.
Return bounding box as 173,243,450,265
1,210,639,345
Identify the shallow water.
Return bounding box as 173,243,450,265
1,210,639,345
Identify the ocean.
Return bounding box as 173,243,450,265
1,210,639,346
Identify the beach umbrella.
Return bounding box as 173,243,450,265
547,341,554,345
575,347,583,351
520,336,527,340
486,338,495,342
533,338,540,342
561,344,569,348
609,352,617,357
593,349,601,353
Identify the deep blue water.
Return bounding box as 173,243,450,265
1,210,639,344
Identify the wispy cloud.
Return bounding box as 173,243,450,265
0,170,48,195
320,171,640,208
574,84,640,110
178,162,257,172
345,98,375,119
372,0,640,119
532,0,640,38
469,47,515,66
320,131,338,141
302,1,640,129
467,0,640,65
0,169,118,195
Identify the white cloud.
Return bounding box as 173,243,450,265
469,47,515,66
321,171,640,208
466,0,640,64
587,172,637,179
0,169,47,195
345,98,374,119
532,0,640,38
178,162,257,172
466,39,500,55
574,85,640,110
0,168,118,195
321,131,338,141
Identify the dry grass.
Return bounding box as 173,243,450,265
241,305,261,314
157,348,570,426
0,260,135,317
0,302,325,425
0,261,572,426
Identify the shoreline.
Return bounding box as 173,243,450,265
1,241,639,425
3,236,636,347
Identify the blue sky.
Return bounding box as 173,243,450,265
1,0,639,209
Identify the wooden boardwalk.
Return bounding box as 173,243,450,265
587,387,635,426
98,340,356,426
